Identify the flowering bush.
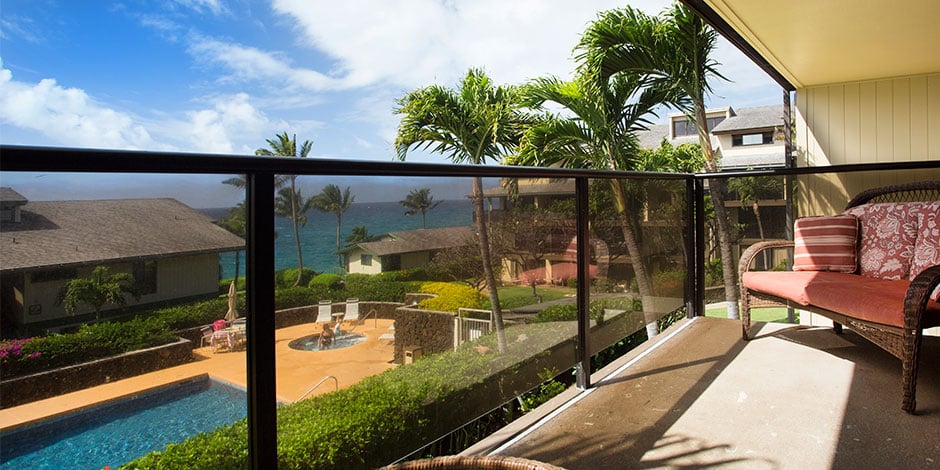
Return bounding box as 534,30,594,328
0,337,44,377
417,282,484,312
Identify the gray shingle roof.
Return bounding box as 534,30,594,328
636,123,699,149
0,187,28,205
356,226,476,256
710,105,784,134
1,198,245,272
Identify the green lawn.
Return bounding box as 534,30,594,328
494,285,574,310
705,306,799,324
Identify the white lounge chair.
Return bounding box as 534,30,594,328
344,298,360,323
316,300,333,323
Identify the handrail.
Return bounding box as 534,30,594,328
297,375,338,401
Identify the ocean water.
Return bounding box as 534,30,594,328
206,199,473,278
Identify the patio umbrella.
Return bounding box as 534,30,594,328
224,281,239,322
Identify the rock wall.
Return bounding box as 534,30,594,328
392,306,455,364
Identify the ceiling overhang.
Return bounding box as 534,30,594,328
682,0,940,90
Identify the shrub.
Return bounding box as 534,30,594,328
156,298,234,331
218,277,246,293
275,287,326,310
0,317,176,379
377,268,431,282
308,273,343,290
275,268,318,289
532,301,606,325
652,268,686,297
417,282,483,312
344,274,421,303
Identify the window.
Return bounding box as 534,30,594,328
732,131,774,146
360,254,372,266
31,268,78,283
133,260,157,295
672,116,725,137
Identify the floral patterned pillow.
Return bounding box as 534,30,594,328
910,202,940,280
844,202,920,280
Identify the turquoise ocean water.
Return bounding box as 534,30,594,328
204,199,473,279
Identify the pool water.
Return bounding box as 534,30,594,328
0,376,246,469
288,333,366,351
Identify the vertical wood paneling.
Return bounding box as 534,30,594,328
893,79,911,161
795,73,940,215
911,76,928,160
876,80,894,162
829,85,845,162
843,83,860,160
929,74,940,158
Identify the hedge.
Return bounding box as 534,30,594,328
417,282,483,312
123,321,575,469
0,317,177,379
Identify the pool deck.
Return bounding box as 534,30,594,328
0,319,397,432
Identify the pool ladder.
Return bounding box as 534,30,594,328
298,375,338,401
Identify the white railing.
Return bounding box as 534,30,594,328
297,375,338,401
454,308,493,350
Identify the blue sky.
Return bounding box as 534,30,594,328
0,0,781,207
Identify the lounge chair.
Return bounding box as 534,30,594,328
316,300,333,323
199,326,214,348
344,298,360,324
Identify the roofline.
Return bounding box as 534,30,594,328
0,247,242,274
680,0,796,92
710,125,779,135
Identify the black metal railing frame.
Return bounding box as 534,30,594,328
2,145,937,467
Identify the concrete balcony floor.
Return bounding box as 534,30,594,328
466,316,940,469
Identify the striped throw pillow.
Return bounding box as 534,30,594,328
793,215,859,272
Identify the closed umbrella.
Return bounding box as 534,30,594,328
224,281,239,322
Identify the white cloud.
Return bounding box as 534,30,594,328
188,35,343,92
271,0,668,89
177,93,277,154
0,64,155,149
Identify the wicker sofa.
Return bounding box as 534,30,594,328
739,180,940,414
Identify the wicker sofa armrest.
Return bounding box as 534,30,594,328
738,239,794,275
905,264,940,330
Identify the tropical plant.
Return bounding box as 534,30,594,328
513,63,673,337
395,68,527,352
579,4,740,319
256,132,313,287
216,201,247,285
312,184,354,266
56,266,140,322
400,188,443,229
344,225,380,248
729,175,785,267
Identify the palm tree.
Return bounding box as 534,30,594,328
344,226,380,247
579,5,741,319
395,68,526,353
312,184,354,267
514,68,673,338
216,201,247,286
400,188,443,229
57,266,140,322
256,132,313,287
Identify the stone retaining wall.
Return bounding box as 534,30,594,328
0,338,193,409
392,306,455,364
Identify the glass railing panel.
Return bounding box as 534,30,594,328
586,176,689,361
269,175,579,467
0,172,249,468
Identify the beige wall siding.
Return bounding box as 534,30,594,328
795,73,940,216
19,254,223,324
347,249,382,275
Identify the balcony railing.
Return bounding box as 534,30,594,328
1,144,937,468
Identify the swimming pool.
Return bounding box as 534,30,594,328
288,333,366,351
0,376,246,469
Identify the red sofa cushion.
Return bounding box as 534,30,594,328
843,202,923,280
910,202,940,279
792,215,858,272
742,271,940,328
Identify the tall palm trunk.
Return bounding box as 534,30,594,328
473,176,507,353
289,176,304,287
695,104,739,320
335,214,343,266
611,181,659,337
752,201,769,268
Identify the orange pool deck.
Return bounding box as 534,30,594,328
0,319,397,431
